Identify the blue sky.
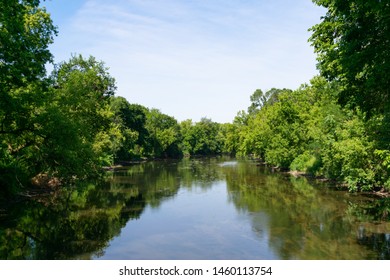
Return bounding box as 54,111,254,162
43,0,325,123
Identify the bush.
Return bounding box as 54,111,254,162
290,152,321,175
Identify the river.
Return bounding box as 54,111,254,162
0,157,389,259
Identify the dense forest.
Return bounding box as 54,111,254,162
1,0,390,196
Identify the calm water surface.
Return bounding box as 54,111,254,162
1,158,389,259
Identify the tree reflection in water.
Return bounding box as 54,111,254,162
0,158,389,259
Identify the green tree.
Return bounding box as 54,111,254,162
190,118,222,156
248,89,266,115
0,0,56,87
309,0,390,114
145,109,181,158
179,119,194,157
110,97,149,160
0,0,57,191
247,88,287,116
42,55,117,177
219,123,240,155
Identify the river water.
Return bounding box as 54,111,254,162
1,158,389,259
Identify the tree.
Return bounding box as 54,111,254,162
0,0,57,190
190,118,222,156
145,109,181,158
219,123,240,155
179,119,194,157
247,88,288,115
110,97,150,160
42,55,117,177
309,0,390,114
248,89,266,115
0,0,57,87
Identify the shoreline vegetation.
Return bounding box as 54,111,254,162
2,0,390,199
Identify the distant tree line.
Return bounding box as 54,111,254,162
109,96,227,161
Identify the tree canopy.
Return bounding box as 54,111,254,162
309,0,390,114
1,0,57,191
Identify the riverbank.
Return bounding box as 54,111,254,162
254,159,390,198
288,170,390,198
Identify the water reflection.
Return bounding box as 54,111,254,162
0,158,389,259
0,181,144,259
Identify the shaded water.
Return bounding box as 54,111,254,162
1,158,389,259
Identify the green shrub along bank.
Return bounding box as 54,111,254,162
1,0,390,194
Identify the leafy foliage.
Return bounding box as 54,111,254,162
145,109,182,158
309,0,390,115
110,97,149,160
43,55,117,177
1,1,120,190
230,77,390,191
180,118,223,157
1,0,57,191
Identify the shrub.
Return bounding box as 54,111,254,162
290,152,322,175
